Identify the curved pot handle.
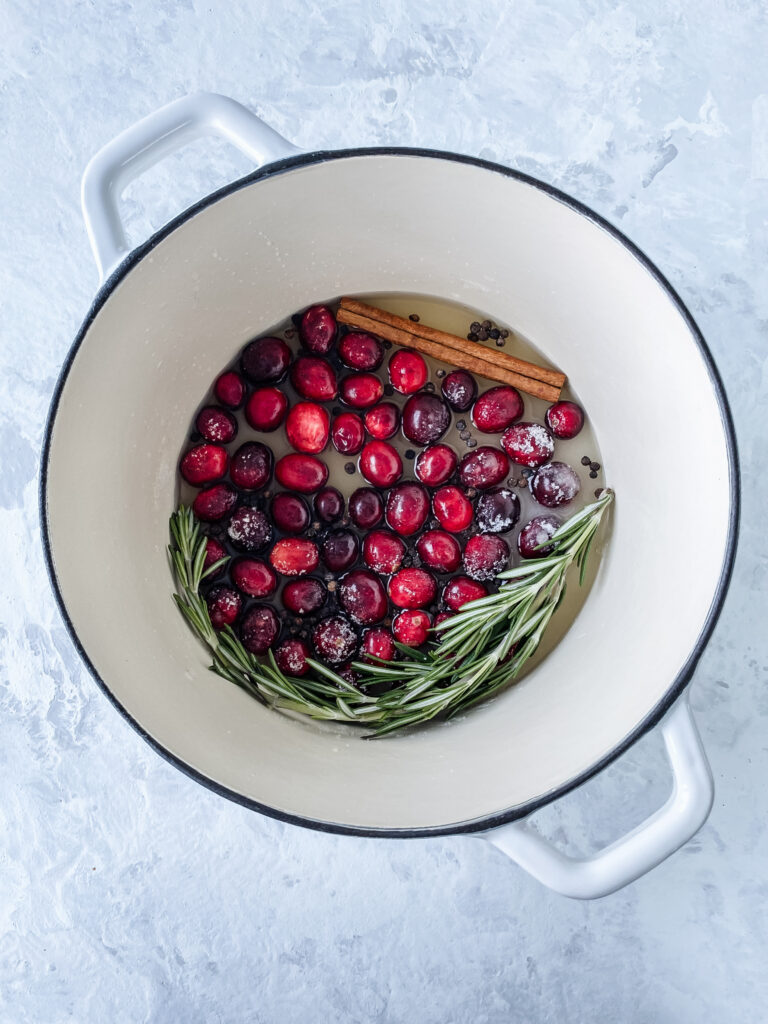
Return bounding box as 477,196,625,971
81,92,300,281
483,693,713,899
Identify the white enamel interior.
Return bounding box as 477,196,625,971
45,154,732,832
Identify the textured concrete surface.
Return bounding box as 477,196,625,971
1,1,767,1021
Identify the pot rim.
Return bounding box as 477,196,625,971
39,146,741,838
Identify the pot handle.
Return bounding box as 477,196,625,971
483,692,713,899
81,92,300,281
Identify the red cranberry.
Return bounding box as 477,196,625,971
282,577,327,615
241,605,280,655
340,373,384,409
193,483,237,521
434,611,454,630
348,488,384,530
415,444,458,486
180,444,228,486
385,482,430,536
299,304,336,354
214,371,245,409
458,446,510,490
206,585,241,630
401,393,451,446
275,453,329,493
285,401,330,454
392,609,431,647
388,350,428,393
474,488,520,533
432,486,473,533
360,441,403,488
321,530,359,573
270,492,310,533
241,336,291,383
314,487,344,523
227,507,272,551
463,534,510,581
500,422,555,468
530,462,581,508
388,568,437,609
312,616,358,664
275,638,311,676
361,628,396,662
245,387,288,432
518,515,561,558
338,331,384,370
231,558,278,597
202,537,228,577
441,370,477,411
290,356,338,402
472,386,524,432
545,400,585,439
416,530,462,573
339,569,388,625
230,442,272,490
331,412,365,454
364,402,400,440
269,537,320,576
336,662,359,686
362,530,406,573
196,406,238,444
442,576,488,611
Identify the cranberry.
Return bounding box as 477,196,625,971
518,515,561,558
545,400,585,439
415,444,458,486
364,402,400,440
472,386,524,432
245,387,288,432
458,446,510,489
202,537,228,577
432,486,473,533
214,371,245,409
385,482,430,536
241,336,291,383
270,492,310,534
530,461,581,508
340,373,384,409
227,507,272,551
275,638,311,676
269,537,320,576
388,568,437,609
321,530,359,573
285,401,330,454
362,530,406,573
196,406,238,444
441,370,477,411
415,530,462,573
299,304,337,354
231,558,278,597
331,412,365,454
442,576,488,611
339,569,388,625
500,422,555,468
193,483,237,521
392,609,431,647
474,488,520,533
180,444,228,486
314,487,344,524
338,331,384,371
434,611,454,630
275,453,329,493
360,441,403,488
349,488,384,530
336,662,359,686
206,586,241,630
313,616,358,664
290,356,338,402
463,534,510,581
282,577,327,615
401,393,451,446
230,442,272,490
361,628,396,662
388,350,428,393
241,605,280,655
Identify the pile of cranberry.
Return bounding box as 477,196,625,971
178,303,586,681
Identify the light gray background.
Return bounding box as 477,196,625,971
1,1,766,1021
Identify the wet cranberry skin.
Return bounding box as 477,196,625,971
349,488,384,530
180,444,228,486
339,331,384,371
362,530,406,574
331,412,365,455
241,336,291,383
415,444,458,487
501,422,555,468
196,406,238,444
388,568,437,609
275,638,311,676
299,305,337,354
458,446,510,490
290,357,338,402
231,558,278,597
434,611,454,630
530,462,581,508
313,616,358,664
442,576,488,611
545,400,585,440
362,628,396,662
269,537,320,576
245,387,288,432
282,577,327,615
214,371,245,409
360,441,403,488
314,487,344,523
401,393,451,446
230,442,272,490
518,515,561,558
389,350,428,394
270,492,310,534
227,507,273,551
472,386,524,433
463,534,510,581
285,401,330,454
475,488,521,533
432,486,473,533
364,402,400,440
275,453,329,493
321,530,359,573
241,605,280,655
392,610,431,647
339,569,388,625
340,373,384,409
441,370,477,412
416,530,462,573
385,483,430,536
202,537,228,577
193,483,237,521
206,586,242,630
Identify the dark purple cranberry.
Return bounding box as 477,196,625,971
321,530,359,573
472,386,524,432
231,558,278,597
282,577,327,615
331,412,365,454
244,387,288,432
401,393,451,446
270,493,310,534
458,446,510,489
389,350,428,394
545,401,585,440
202,537,228,577
361,628,396,662
385,482,430,536
206,586,241,629
340,373,384,409
230,442,272,490
285,402,330,454
364,403,400,440
314,487,344,523
241,336,291,383
338,331,384,371
227,507,272,551
441,370,477,412
415,444,458,486
462,534,510,581
518,515,561,558
339,569,388,625
192,483,237,521
442,576,488,611
530,462,581,508
241,605,280,654
359,441,403,488
290,357,338,402
275,638,311,676
275,454,329,493
362,530,406,573
392,609,431,647
432,486,473,533
388,568,437,609
180,444,228,486
269,538,320,576
474,488,520,533
299,305,337,354
501,422,555,468
349,488,384,530
415,531,462,573
312,616,358,664
196,406,238,444
214,371,245,409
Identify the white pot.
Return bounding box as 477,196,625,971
41,94,739,899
